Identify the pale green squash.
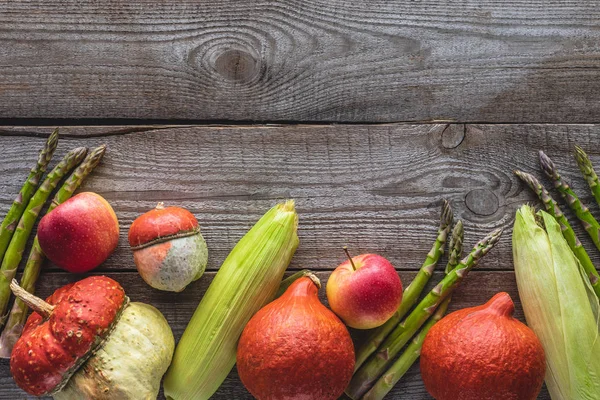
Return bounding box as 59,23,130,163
54,302,175,400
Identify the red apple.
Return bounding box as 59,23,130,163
326,249,402,329
37,192,119,273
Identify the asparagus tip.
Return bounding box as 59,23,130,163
538,150,557,179
86,144,107,167
47,128,59,149
515,169,535,186
574,145,591,168
487,228,504,245
453,220,464,237
69,146,88,161
440,199,453,229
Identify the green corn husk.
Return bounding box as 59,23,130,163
513,205,600,400
163,201,299,400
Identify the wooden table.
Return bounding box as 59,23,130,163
2,1,600,398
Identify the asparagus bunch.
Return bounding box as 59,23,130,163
362,299,450,400
0,130,59,262
354,200,453,370
515,170,600,298
346,228,503,399
361,220,465,400
539,151,600,251
0,145,106,357
0,147,87,320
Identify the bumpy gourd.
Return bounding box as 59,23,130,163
129,203,208,292
9,276,174,400
55,303,174,400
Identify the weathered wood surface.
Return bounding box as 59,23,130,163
4,123,600,398
1,1,600,122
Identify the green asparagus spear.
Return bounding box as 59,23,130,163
0,145,106,356
0,130,59,262
353,200,453,370
0,147,87,320
574,145,600,209
515,170,600,298
345,228,503,400
539,150,600,252
361,298,451,400
444,220,463,274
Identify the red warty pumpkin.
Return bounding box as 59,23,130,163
237,274,355,400
420,292,546,400
10,276,127,396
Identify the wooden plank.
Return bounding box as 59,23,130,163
2,124,600,273
1,1,600,122
0,270,551,399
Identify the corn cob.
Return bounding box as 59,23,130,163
513,206,600,399
163,201,299,400
515,170,600,298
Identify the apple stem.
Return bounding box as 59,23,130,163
343,246,357,271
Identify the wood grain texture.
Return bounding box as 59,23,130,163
1,123,598,399
1,1,600,122
3,124,600,273
0,271,550,399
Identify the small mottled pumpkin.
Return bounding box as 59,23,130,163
9,276,174,399
128,203,208,292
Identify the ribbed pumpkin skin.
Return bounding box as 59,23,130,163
54,302,175,400
237,276,355,400
10,276,126,396
420,292,546,400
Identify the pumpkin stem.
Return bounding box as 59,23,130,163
10,279,55,318
306,272,322,289
156,202,165,210
486,292,515,317
343,246,357,271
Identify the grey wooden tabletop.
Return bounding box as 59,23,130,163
2,0,600,399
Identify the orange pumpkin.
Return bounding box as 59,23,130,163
237,274,355,400
420,292,545,400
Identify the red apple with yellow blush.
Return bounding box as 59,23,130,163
37,192,120,273
326,248,402,329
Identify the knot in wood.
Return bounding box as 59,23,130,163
441,124,465,149
214,49,259,83
465,189,499,216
